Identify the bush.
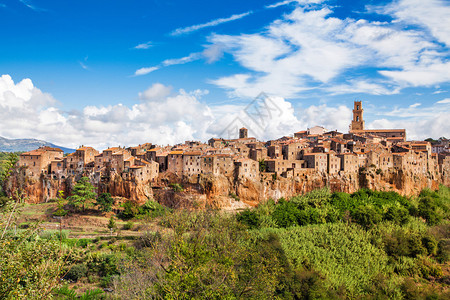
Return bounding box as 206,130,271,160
65,264,88,282
271,199,300,228
123,221,134,230
169,183,184,192
384,206,410,224
436,240,449,263
96,192,115,212
236,209,259,229
120,200,140,220
418,196,443,225
141,199,169,218
351,205,382,228
422,235,438,256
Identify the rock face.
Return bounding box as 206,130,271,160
4,167,449,208
4,172,152,204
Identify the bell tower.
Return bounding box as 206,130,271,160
350,101,365,131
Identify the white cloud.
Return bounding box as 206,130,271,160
367,100,450,139
206,2,450,97
19,0,46,12
162,53,202,66
326,79,400,95
134,66,159,76
384,0,450,47
171,11,253,36
134,41,153,49
265,0,324,9
2,75,448,149
0,74,358,148
138,83,172,101
202,45,224,63
436,98,450,104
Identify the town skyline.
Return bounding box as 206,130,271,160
1,0,449,149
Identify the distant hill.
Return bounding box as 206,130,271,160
0,136,75,154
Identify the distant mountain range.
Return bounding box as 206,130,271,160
0,136,75,154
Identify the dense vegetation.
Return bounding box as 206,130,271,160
0,154,449,299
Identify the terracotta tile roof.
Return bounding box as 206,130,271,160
21,150,43,156
183,151,202,156
39,146,63,152
169,151,183,155
77,146,95,151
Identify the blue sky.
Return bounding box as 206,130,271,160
0,0,449,149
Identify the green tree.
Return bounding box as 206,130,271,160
0,153,18,196
67,177,96,211
108,216,116,231
95,192,114,212
258,159,266,172
0,193,64,299
53,190,68,217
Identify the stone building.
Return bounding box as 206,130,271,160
349,101,406,141
350,101,365,131
337,153,359,173
167,150,183,176
182,151,202,176
303,153,327,173
18,146,64,179
234,158,259,180
327,153,341,175
239,127,248,139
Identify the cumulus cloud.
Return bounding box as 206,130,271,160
384,0,450,47
2,75,448,149
139,83,172,101
367,100,450,139
205,1,450,98
0,75,363,149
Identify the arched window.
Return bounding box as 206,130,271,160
357,105,360,110
356,116,360,122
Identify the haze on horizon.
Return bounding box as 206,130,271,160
0,0,449,150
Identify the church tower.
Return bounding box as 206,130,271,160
239,127,248,139
350,101,365,131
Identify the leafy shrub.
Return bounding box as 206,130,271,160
86,252,120,279
120,200,140,220
384,206,410,224
436,240,449,263
236,209,259,229
421,235,438,256
351,205,382,228
141,199,169,218
134,231,162,249
123,221,134,230
169,183,184,192
418,196,443,225
96,192,115,212
65,263,88,282
263,223,390,296
271,199,300,228
77,238,91,248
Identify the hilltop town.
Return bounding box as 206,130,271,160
12,101,450,206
